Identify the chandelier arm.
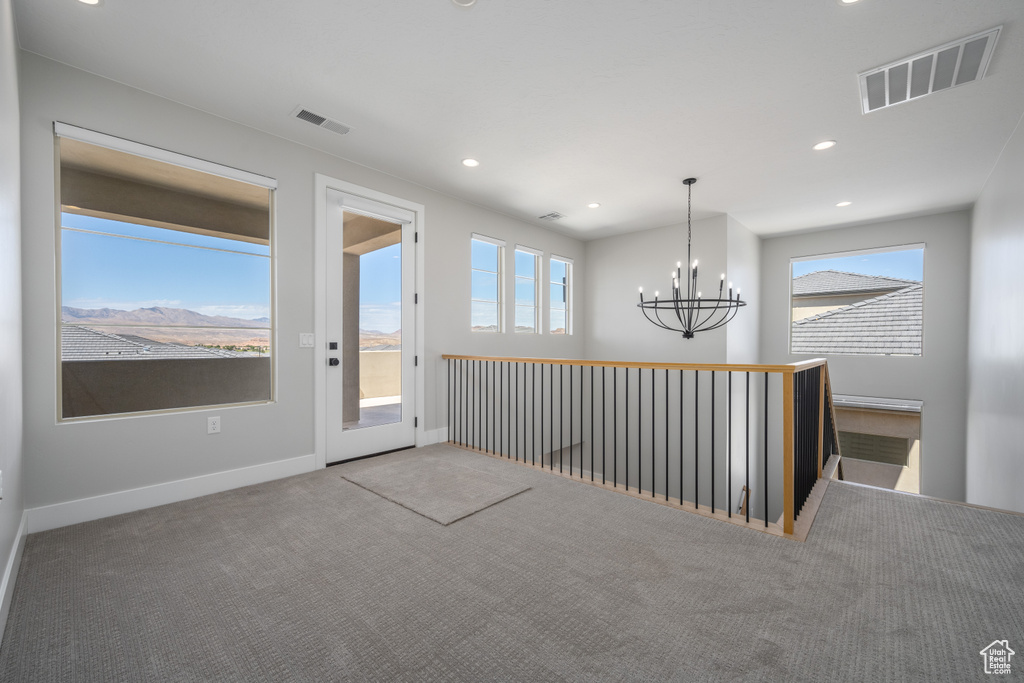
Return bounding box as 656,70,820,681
655,303,687,333
639,303,676,331
693,298,725,332
671,298,690,331
700,302,744,332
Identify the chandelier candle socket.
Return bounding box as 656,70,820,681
637,178,745,339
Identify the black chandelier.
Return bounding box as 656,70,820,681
637,178,745,339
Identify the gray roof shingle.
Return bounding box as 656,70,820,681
792,270,920,297
791,284,923,356
61,325,250,361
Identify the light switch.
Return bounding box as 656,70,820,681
299,333,315,348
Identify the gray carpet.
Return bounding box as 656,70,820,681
1,443,1022,682
341,455,529,525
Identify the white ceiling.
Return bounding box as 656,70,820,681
13,0,1024,239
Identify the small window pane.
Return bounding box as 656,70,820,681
515,306,536,333
550,259,566,282
550,283,566,310
471,301,499,332
471,270,498,302
471,240,498,272
550,309,567,335
515,279,535,305
515,250,535,278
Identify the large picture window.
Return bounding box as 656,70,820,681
57,126,275,419
790,245,924,356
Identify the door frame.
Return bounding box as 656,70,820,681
314,174,426,469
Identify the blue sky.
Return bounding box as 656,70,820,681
61,213,271,320
359,243,402,333
792,248,924,281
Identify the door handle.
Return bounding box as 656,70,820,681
328,357,340,367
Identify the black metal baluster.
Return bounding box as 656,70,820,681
664,368,669,501
625,367,630,491
601,366,607,485
637,367,641,493
727,371,732,518
549,363,554,471
514,362,519,462
614,367,618,488
679,369,684,504
579,363,583,478
745,371,750,524
711,370,715,514
764,372,769,528
540,362,545,466
560,364,565,474
590,365,595,482
695,370,699,510
651,368,655,497
498,361,503,457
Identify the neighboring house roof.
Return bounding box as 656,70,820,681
791,284,922,355
792,270,919,297
61,324,249,361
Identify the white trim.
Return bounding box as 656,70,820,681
514,244,543,257
0,512,27,648
420,427,450,446
790,242,925,263
314,174,427,469
832,394,923,413
550,254,575,265
25,454,315,534
53,122,278,189
471,232,506,247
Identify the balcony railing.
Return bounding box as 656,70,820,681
442,355,841,541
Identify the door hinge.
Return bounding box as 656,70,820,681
415,293,418,304
414,417,418,428
414,355,418,366
415,231,419,243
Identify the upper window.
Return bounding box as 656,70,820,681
471,234,504,332
57,125,275,419
514,247,540,334
549,256,573,335
790,245,924,356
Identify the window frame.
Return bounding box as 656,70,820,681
470,233,505,333
513,245,542,334
54,123,277,421
548,255,573,335
788,243,925,358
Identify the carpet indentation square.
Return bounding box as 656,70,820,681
341,457,530,525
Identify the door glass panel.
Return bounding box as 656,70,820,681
342,211,402,430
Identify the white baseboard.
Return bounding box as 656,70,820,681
0,511,27,647
25,454,316,534
419,427,449,447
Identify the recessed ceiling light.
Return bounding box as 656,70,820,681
813,140,837,151
587,203,601,209
838,0,861,4
78,0,100,4
836,201,852,207
462,158,479,167
452,0,476,6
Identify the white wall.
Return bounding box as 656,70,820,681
967,114,1024,514
19,52,584,511
760,211,971,502
725,215,760,364
584,215,730,363
0,0,25,638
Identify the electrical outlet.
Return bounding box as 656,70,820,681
207,416,221,434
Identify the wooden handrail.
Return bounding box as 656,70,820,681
442,354,829,375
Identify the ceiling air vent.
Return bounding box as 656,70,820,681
292,106,351,136
538,212,566,221
858,26,1001,114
